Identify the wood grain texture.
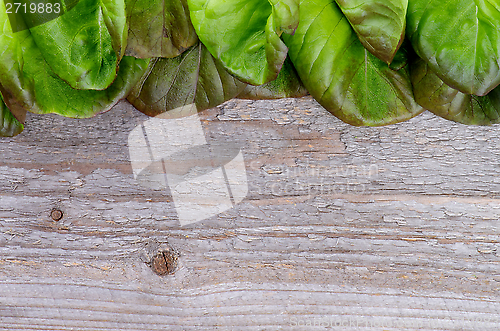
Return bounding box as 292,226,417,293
0,97,499,330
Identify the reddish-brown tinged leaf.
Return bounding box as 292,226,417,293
0,91,23,137
125,0,198,58
237,57,308,100
127,42,246,117
411,58,500,125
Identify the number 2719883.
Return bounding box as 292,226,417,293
5,2,61,14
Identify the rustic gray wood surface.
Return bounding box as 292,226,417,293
0,97,499,330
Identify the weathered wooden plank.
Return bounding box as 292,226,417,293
0,97,499,330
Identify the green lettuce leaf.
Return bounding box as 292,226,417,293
187,0,299,85
5,0,71,32
335,0,408,64
0,4,149,118
237,57,307,99
411,58,500,125
269,0,299,35
125,0,198,58
27,0,127,90
407,0,500,96
282,0,422,126
128,42,246,117
0,91,23,137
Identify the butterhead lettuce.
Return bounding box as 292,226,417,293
2,0,500,138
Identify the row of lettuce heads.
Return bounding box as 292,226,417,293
1,0,500,137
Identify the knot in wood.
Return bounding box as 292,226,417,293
151,250,178,276
50,209,63,221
